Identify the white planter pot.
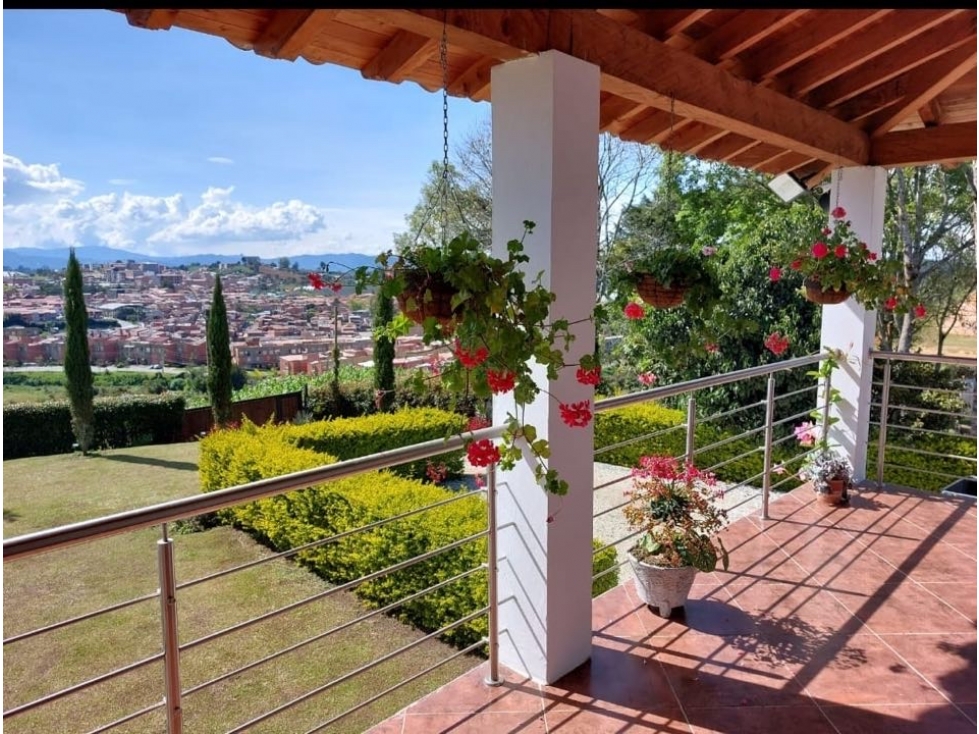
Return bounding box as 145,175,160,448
628,552,699,617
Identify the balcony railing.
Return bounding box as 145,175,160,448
5,349,975,733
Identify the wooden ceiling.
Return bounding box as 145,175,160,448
117,9,977,187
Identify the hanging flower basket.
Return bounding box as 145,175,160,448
803,278,849,305
636,276,688,309
395,269,459,329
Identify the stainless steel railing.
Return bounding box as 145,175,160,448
590,353,829,582
3,426,504,734
869,350,977,490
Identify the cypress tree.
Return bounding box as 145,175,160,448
63,248,95,453
372,292,396,411
207,274,234,427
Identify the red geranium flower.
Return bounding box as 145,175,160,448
559,400,592,428
467,415,491,431
790,259,803,271
764,332,790,357
769,266,782,282
704,342,719,354
308,272,325,290
638,371,657,387
329,280,343,293
914,303,927,318
834,245,847,258
831,206,846,219
867,252,878,261
575,365,602,386
624,302,645,320
884,296,898,311
467,439,501,467
454,339,489,369
821,227,832,236
486,369,516,394
812,242,829,259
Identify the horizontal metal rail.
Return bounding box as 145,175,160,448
3,652,164,720
701,446,763,475
592,557,630,582
696,399,764,426
176,488,484,591
770,473,804,491
773,384,819,402
85,701,165,734
181,531,487,652
593,422,684,458
3,590,158,645
305,637,489,734
3,426,504,562
592,472,631,492
869,351,977,368
182,565,486,698
870,421,978,441
592,529,643,559
226,606,489,733
593,498,630,520
719,470,766,495
596,353,825,413
870,401,975,420
873,381,973,397
878,461,965,482
879,444,977,463
693,425,764,456
772,407,822,429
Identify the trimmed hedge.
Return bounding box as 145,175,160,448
199,417,620,649
3,394,185,460
281,408,468,482
308,375,484,421
868,429,976,493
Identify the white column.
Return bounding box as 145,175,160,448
819,167,886,479
490,51,599,684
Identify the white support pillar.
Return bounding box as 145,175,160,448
490,51,599,684
819,167,887,479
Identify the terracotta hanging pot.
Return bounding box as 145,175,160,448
395,269,459,329
636,275,688,309
804,278,849,305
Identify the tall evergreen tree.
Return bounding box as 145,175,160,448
63,248,95,453
372,292,396,411
207,275,234,427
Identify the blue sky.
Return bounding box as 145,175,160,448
2,9,489,257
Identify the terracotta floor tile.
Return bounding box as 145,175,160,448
544,704,692,733
901,542,979,584
802,544,908,591
833,581,976,634
401,710,547,733
880,633,977,704
915,581,978,622
723,580,866,639
592,584,650,640
801,636,948,706
818,702,978,734
686,703,837,734
406,664,542,715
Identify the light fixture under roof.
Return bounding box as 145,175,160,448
768,172,808,203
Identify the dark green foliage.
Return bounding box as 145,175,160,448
206,275,234,427
3,395,186,459
372,294,396,412
63,248,95,452
199,421,618,650
591,539,620,597
307,374,481,421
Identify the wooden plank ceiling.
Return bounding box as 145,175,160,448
117,9,977,187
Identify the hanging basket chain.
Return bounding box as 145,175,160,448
439,19,450,249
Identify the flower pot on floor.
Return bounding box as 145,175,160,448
817,478,847,506
628,552,698,617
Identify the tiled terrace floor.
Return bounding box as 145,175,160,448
369,483,977,733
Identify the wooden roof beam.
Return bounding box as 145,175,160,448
361,30,436,83
687,9,807,64
125,9,177,31
446,57,495,99
253,9,338,61
384,9,869,166
755,150,815,176
785,10,963,96
871,122,978,167
806,14,976,109
599,95,645,133
630,10,712,40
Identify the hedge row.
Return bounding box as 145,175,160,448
307,376,484,422
199,414,620,649
282,408,467,482
3,395,185,460
868,429,976,493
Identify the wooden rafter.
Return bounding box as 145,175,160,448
630,10,712,40
599,95,644,133
617,109,673,144
372,9,869,165
687,9,807,64
785,10,962,96
695,133,758,162
125,9,177,31
660,121,727,152
871,121,977,166
806,14,976,109
446,57,495,98
755,150,814,176
253,9,338,61
361,30,435,83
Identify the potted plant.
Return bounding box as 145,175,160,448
623,455,729,617
799,448,853,506
613,247,721,311
772,206,925,316
345,221,599,496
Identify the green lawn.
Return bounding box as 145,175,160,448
3,443,479,734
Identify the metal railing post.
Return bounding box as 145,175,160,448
820,362,833,444
761,376,776,520
484,463,502,687
685,395,697,464
876,358,892,488
158,524,183,733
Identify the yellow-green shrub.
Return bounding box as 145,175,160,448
281,408,467,481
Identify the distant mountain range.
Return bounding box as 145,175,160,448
1,246,378,273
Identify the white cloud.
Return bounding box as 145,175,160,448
1,154,402,257
206,156,234,165
108,178,136,186
3,154,84,204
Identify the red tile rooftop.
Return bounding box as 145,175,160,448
368,483,976,733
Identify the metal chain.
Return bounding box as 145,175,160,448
439,19,450,248
666,96,675,218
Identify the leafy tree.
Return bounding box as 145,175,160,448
372,293,396,412
206,275,234,426
883,163,976,353
63,248,95,453
278,256,291,270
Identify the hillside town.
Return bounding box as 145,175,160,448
2,258,449,374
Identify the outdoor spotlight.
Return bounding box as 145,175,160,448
768,172,808,203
